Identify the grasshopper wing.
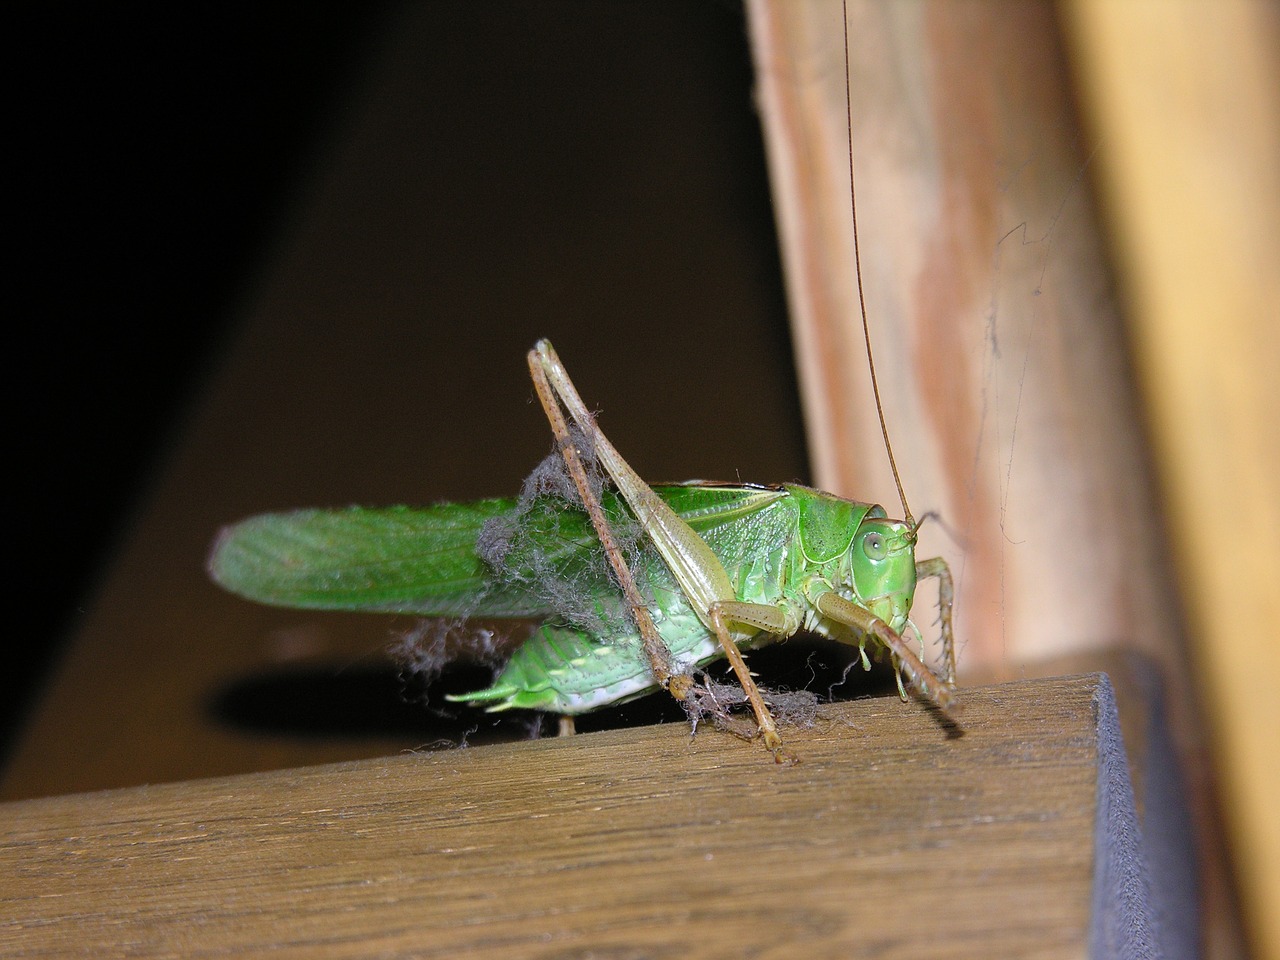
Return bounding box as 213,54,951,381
209,485,792,620
208,501,557,617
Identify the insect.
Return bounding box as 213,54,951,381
209,337,958,760
208,8,958,761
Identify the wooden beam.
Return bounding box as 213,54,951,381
2,676,1164,959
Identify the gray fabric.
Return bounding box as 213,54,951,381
1090,674,1159,958
1135,664,1199,960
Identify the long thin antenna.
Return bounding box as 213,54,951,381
842,1,913,528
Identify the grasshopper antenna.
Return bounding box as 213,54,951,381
842,1,914,529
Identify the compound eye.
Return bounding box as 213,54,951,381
863,531,887,562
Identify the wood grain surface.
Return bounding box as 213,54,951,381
747,4,1243,955
0,675,1121,960
2,676,1116,959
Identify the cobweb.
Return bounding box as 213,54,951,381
395,424,819,737
475,425,650,638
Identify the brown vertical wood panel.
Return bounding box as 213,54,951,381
747,0,1181,681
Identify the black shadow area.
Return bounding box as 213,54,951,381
208,636,901,747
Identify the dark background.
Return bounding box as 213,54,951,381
10,5,395,758
7,2,802,768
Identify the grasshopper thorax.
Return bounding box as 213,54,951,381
789,485,918,634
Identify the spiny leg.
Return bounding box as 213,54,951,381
915,556,957,686
530,340,790,756
816,590,959,721
526,345,684,700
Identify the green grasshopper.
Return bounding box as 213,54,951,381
209,338,958,760
208,6,959,759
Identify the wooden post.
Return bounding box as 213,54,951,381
746,0,1183,678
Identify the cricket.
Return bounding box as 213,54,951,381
207,6,959,762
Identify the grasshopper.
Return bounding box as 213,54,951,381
208,5,959,761
209,337,957,760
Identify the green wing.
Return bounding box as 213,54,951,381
208,484,794,618
208,501,542,616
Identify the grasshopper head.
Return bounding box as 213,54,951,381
850,516,918,633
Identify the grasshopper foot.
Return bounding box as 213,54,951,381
763,730,800,765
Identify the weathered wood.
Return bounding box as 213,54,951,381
746,0,1183,675
1,676,1152,960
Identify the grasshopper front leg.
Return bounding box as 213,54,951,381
915,556,957,687
815,590,958,719
529,340,795,760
